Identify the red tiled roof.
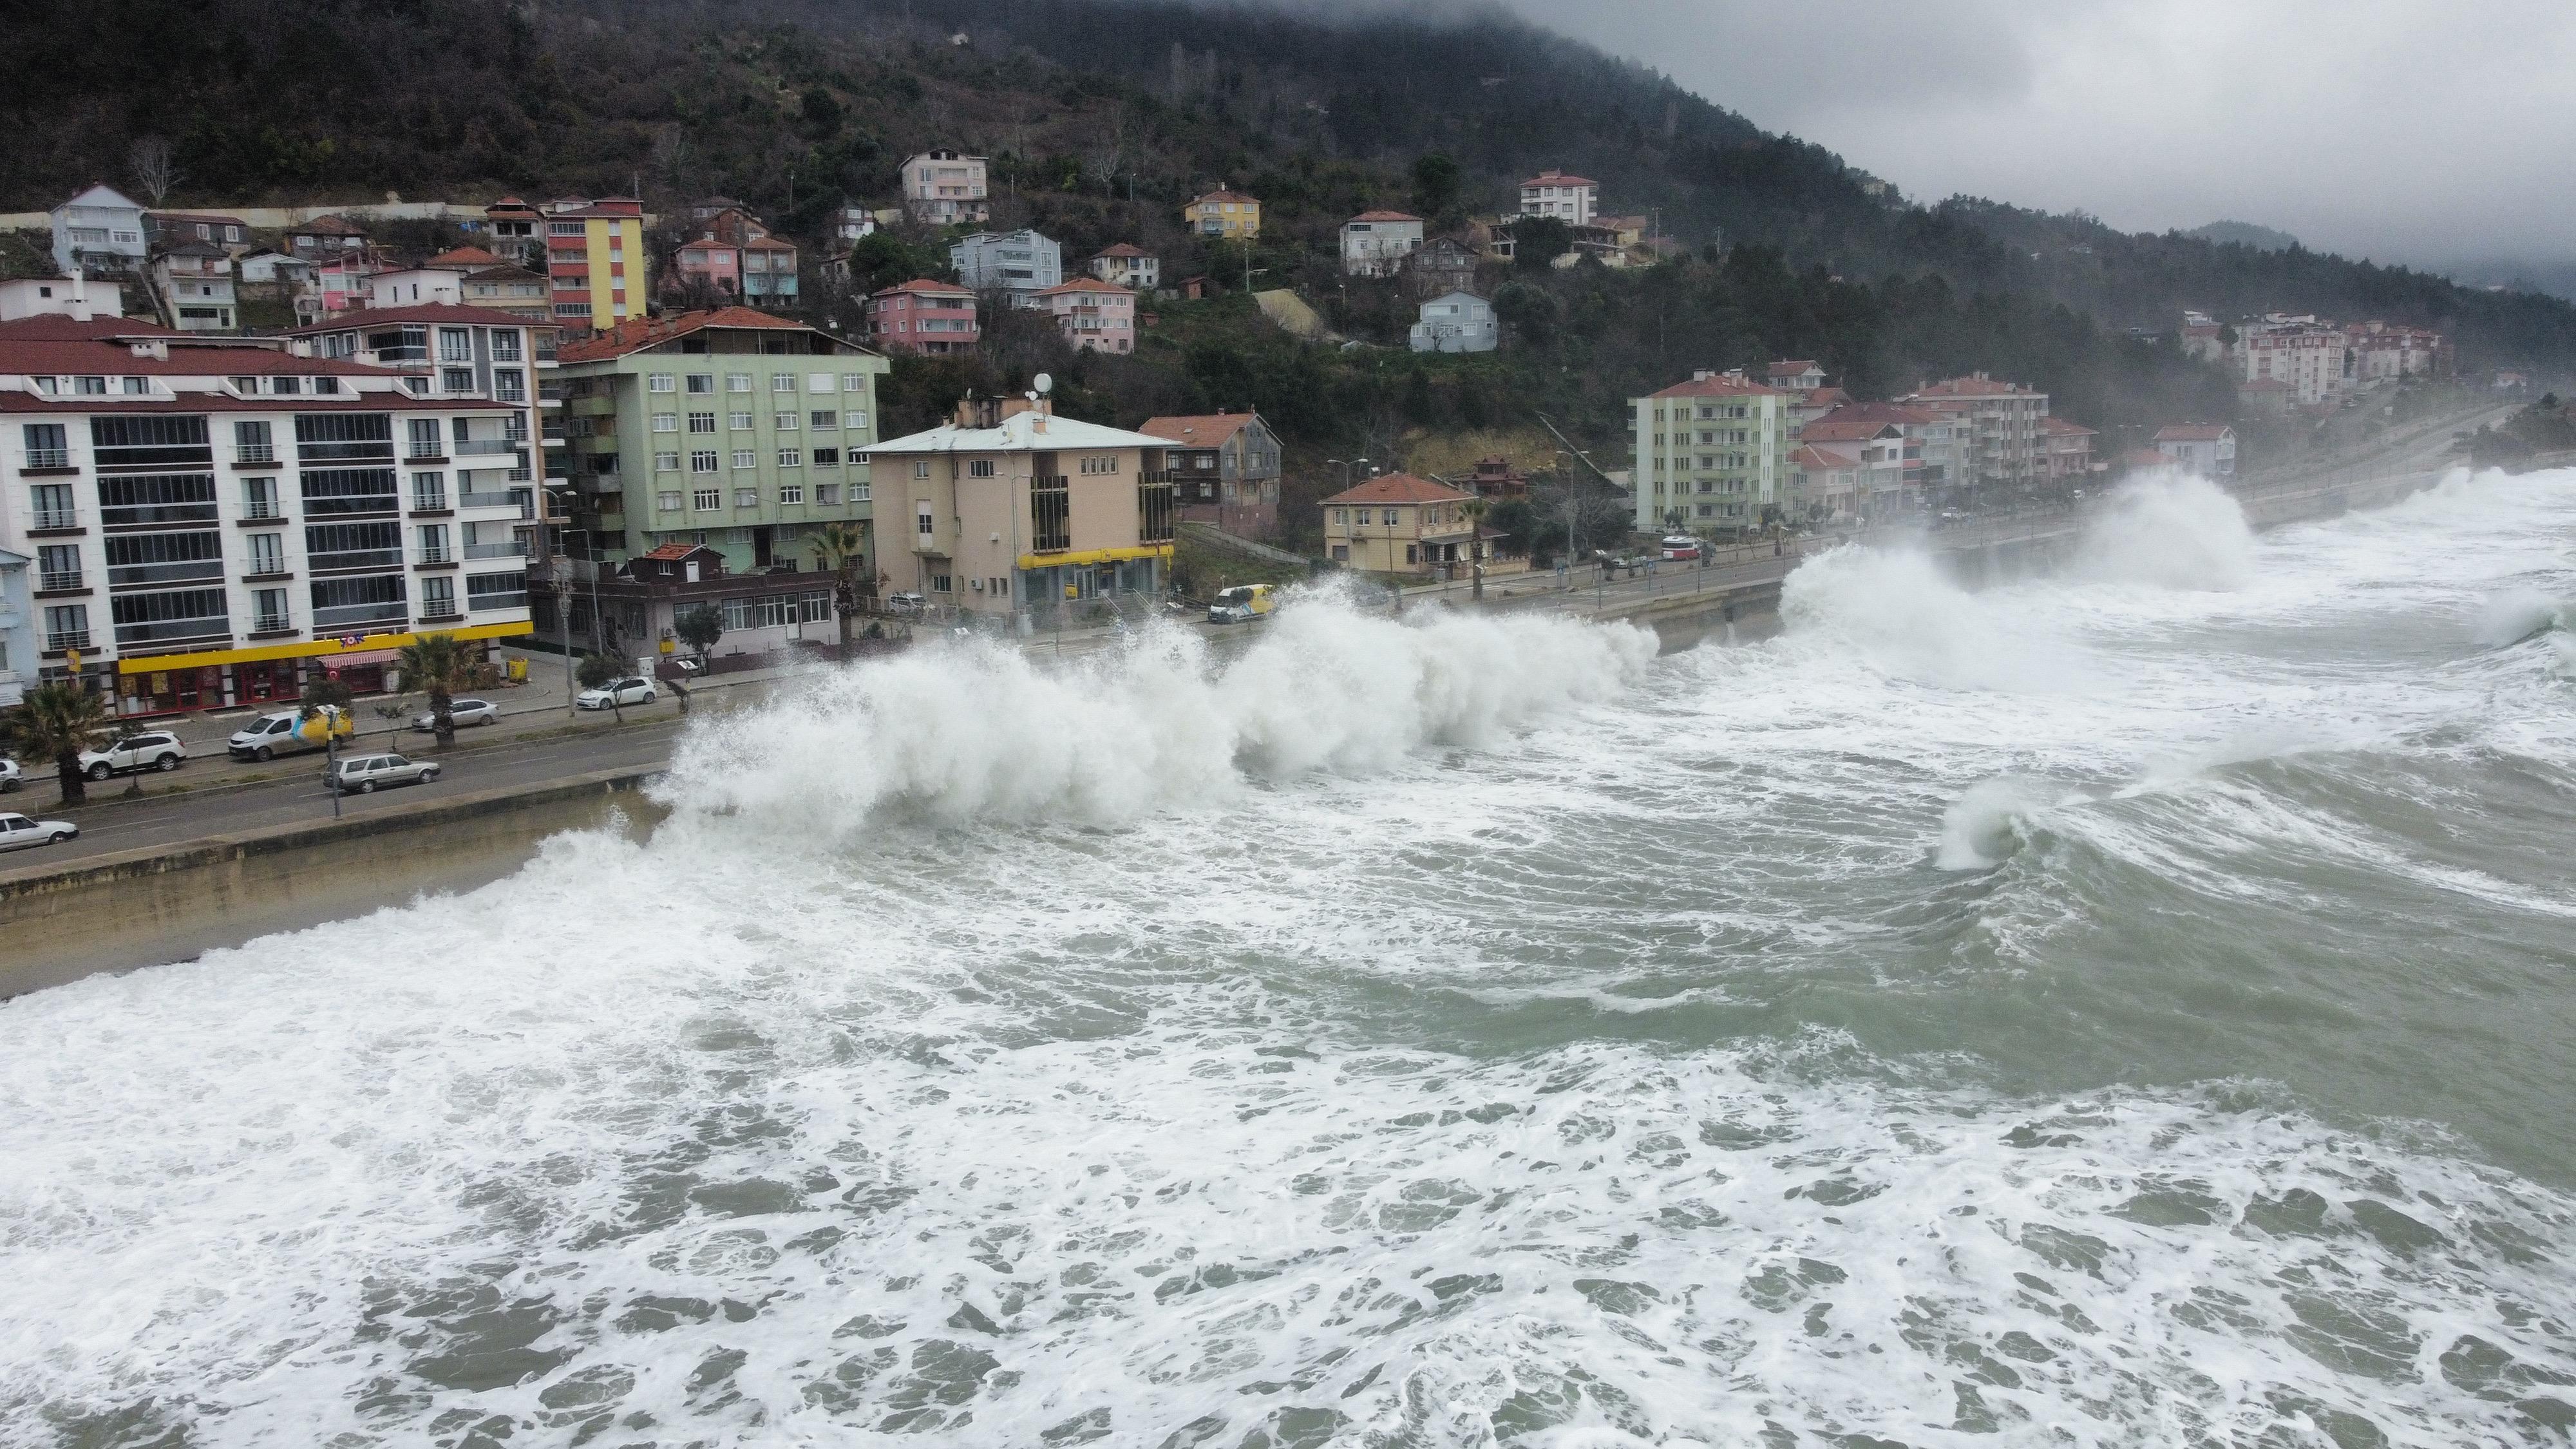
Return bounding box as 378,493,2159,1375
2120,447,2173,468
1520,171,1598,188
1093,243,1152,258
284,302,529,331
1189,189,1259,207
1649,374,1785,399
1036,278,1131,296
1322,471,1474,506
0,336,389,377
1766,359,1822,372
639,542,717,562
1139,413,1255,445
1797,386,1853,410
556,306,832,363
1793,444,1860,468
871,278,974,299
2037,416,2096,436
1349,211,1423,223
427,246,505,267
2154,423,2233,441
1800,416,1901,442
0,312,178,343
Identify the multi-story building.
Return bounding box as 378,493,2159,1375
2038,416,2096,485
901,150,991,225
538,196,648,330
1341,211,1425,277
1790,417,1909,521
1517,171,1598,225
546,307,886,587
1183,188,1262,240
864,395,1176,617
1410,291,1497,352
285,214,371,260
146,213,250,250
0,544,29,706
1764,360,1827,392
152,244,238,332
2154,423,2236,479
50,184,150,276
864,281,980,355
1086,244,1159,291
1321,473,1481,573
312,252,386,319
1408,236,1479,298
950,230,1062,304
2239,321,2347,404
479,197,546,269
1630,370,1794,533
1139,410,1282,540
1806,401,1947,493
2345,321,2447,385
0,308,538,715
1032,278,1135,354
667,209,800,310
834,205,883,245
1898,374,2050,494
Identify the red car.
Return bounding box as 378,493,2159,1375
1659,536,1702,561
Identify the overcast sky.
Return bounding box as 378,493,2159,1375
1479,0,2576,269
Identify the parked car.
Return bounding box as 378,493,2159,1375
576,677,658,710
327,753,441,795
411,697,498,731
1207,583,1277,624
0,811,75,849
1659,536,1702,562
77,731,186,781
884,591,927,614
228,706,352,761
0,757,20,793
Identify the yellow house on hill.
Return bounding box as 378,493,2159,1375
1184,187,1262,240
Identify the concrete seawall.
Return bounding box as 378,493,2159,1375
0,769,664,998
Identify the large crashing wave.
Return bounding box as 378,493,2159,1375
656,594,1657,833
2072,469,2258,590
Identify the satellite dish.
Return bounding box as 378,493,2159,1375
1034,372,1053,395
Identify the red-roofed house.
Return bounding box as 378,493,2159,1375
1765,360,1826,392
1897,373,2051,494
1322,473,1489,574
1631,369,1795,533
2154,423,2235,478
1033,278,1135,354
2039,415,2097,483
1140,410,1281,540
1086,243,1159,291
865,280,979,355
1341,211,1425,277
1518,171,1599,225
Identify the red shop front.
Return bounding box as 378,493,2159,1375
119,665,225,714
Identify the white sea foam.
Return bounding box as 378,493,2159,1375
1935,776,2078,869
2473,587,2568,648
2073,470,2259,590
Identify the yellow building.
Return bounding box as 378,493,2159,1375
1184,187,1262,240
1323,473,1487,574
541,196,648,328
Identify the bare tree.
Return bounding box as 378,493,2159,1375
128,136,181,205
649,124,695,195
1084,104,1131,197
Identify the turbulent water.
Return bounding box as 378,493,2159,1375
7,468,2576,1448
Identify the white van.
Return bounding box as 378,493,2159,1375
226,706,352,761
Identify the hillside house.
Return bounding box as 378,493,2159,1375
1410,291,1497,353
152,243,238,331
1087,243,1159,291
1140,410,1282,540
50,183,149,276
902,149,991,225
1184,187,1262,240
865,279,979,355
950,229,1062,304
1341,211,1425,278
1517,171,1598,225
2154,423,2236,478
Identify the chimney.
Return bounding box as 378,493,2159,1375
67,271,90,323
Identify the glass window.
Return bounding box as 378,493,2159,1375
807,374,836,392
726,373,753,392
685,374,714,394
654,451,679,471
692,488,720,511
729,411,752,430
840,373,867,393
648,374,675,393
778,450,802,468
734,488,759,508
774,412,797,430
731,450,756,469
689,451,717,473
489,329,522,362
772,373,796,392
687,412,716,433
817,484,840,506
778,482,804,505
809,411,837,430
967,460,995,477
651,413,677,432
657,491,683,512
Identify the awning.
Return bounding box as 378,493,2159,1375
116,620,526,675
1014,544,1173,571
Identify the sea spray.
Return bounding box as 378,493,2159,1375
655,595,1656,833
2472,586,2566,647
2073,470,2258,590
1777,544,2079,691
1933,776,2072,869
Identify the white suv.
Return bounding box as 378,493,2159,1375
78,731,187,781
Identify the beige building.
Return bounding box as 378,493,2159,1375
1322,473,1484,574
862,397,1175,617
1898,373,2050,494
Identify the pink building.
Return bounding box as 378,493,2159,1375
865,279,980,354
1033,277,1135,354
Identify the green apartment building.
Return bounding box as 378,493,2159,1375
1630,368,1795,536
551,307,886,576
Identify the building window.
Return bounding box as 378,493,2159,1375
817,484,842,505
688,412,716,434
690,451,718,473
685,374,714,394
726,373,753,392
729,411,753,430
774,412,798,430
809,410,837,430
735,488,759,507
913,460,931,479
651,413,678,432
967,460,996,477
779,482,804,505
777,449,802,468
731,450,757,469
806,374,836,393
692,488,721,511
654,451,680,471
495,370,525,402
415,524,449,563
772,373,797,392
490,329,522,362
242,477,281,520
812,448,839,468
657,491,683,512
930,574,951,593
648,374,675,393
421,574,457,616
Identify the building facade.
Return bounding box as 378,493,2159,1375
1184,189,1262,240
2154,424,2236,478
668,210,800,310
547,308,886,587
540,196,647,329
153,245,238,332
1631,370,1794,533
51,184,150,276
864,397,1176,619
865,280,980,355
1408,237,1479,298
950,230,1063,304
1033,278,1135,354
0,310,537,715
1899,374,2050,494
1321,473,1481,573
0,546,30,706
2038,416,2097,484
1410,291,1497,352
1341,212,1425,277
1086,244,1159,290
1139,411,1282,541
1517,171,1598,225
902,150,992,225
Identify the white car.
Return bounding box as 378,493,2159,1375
884,591,927,614
0,757,20,793
327,753,442,795
0,811,75,850
412,697,498,731
576,677,658,710
77,730,187,781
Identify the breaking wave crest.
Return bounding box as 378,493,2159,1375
2074,470,2258,590
657,596,1656,832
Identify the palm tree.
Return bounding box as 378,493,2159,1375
6,681,112,804
395,632,475,748
809,520,871,647
1461,496,1491,601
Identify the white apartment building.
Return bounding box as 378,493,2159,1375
2240,323,2348,404
1341,211,1425,278
153,243,238,332
1631,370,1794,533
50,184,150,276
1517,171,1599,226
1,307,537,716
950,229,1063,305
902,149,991,225
1899,374,2050,493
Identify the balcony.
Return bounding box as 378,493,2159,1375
37,570,84,593
308,549,404,573
417,545,453,565
405,442,448,462
456,438,522,456
251,614,292,636
115,616,232,647
312,601,407,629
410,491,448,513
24,448,70,470
108,560,225,588
458,490,518,509
44,629,91,652
464,540,528,560
468,591,528,611
31,509,80,532
235,444,276,464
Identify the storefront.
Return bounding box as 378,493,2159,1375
108,623,528,716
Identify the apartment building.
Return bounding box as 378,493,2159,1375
1321,473,1482,574
2240,323,2347,404
0,308,537,715
1808,401,1951,493
1086,244,1159,291
1341,211,1425,278
480,197,546,269
50,184,150,277
538,196,648,328
1898,374,2050,494
1139,410,1282,540
1630,370,1794,533
152,244,238,332
865,280,980,355
2154,423,2236,479
1792,417,1909,522
1183,188,1262,240
1032,278,1135,354
668,209,800,310
1517,171,1598,225
864,395,1176,617
902,150,992,225
950,230,1063,304
2038,416,2098,484
547,307,886,586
